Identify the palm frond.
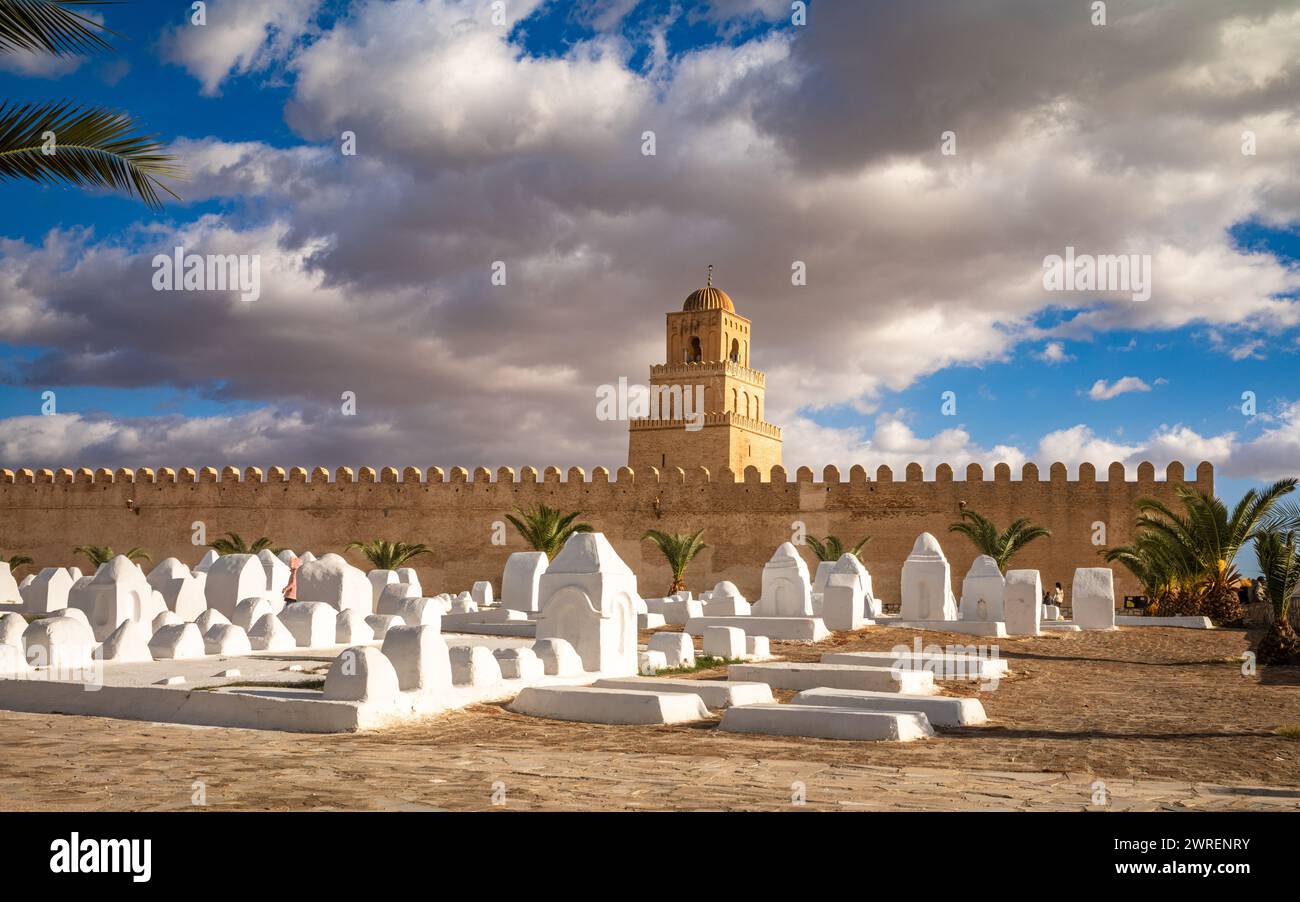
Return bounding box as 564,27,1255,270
0,0,118,56
0,100,182,208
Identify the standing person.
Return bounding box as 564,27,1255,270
1049,581,1065,609
283,556,301,605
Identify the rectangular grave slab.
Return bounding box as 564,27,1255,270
791,687,987,727
593,677,773,709
719,703,933,742
509,686,710,725
685,615,829,642
727,662,936,694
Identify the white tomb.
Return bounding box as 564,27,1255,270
23,615,96,670
900,533,958,621
204,623,253,656
494,646,544,680
1072,567,1117,630
248,613,296,651
532,637,584,676
0,612,26,649
703,625,745,659
194,608,230,633
705,581,751,616
280,602,337,647
376,581,420,615
822,554,872,631
959,555,1006,622
70,556,165,641
335,609,375,645
449,645,502,687
233,596,276,631
391,597,441,630
19,567,73,614
395,568,422,594
146,558,207,621
99,620,153,663
0,562,21,604
647,632,694,668
502,551,548,613
1003,569,1042,636
381,625,451,693
148,623,206,660
193,549,220,573
323,646,400,703
365,613,405,641
257,549,290,595
534,533,638,676
471,581,494,606
366,569,399,607
296,553,372,613
812,560,836,595
753,543,814,617
205,554,271,619
152,610,182,632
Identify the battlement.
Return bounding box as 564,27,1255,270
650,360,767,386
0,459,1214,487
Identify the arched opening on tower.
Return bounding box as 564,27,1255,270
729,338,739,362
690,336,702,362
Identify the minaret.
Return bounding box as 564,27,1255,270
627,269,783,477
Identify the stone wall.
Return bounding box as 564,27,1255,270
0,460,1213,607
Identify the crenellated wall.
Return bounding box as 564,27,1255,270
0,460,1214,606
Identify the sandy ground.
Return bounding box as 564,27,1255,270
1,624,1298,811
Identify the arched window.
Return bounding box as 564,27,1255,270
730,338,739,362
690,336,702,362
742,391,750,419
732,388,738,411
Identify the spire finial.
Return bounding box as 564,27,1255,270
706,264,713,288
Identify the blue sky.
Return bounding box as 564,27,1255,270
2,0,1299,576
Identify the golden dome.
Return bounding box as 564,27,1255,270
682,286,734,312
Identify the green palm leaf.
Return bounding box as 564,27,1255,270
505,504,593,560
948,509,1050,572
642,528,707,594
345,540,432,571
0,0,117,56
0,100,182,208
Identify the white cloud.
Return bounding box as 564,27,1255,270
1087,377,1153,401
4,0,1300,479
1036,341,1073,364
161,0,322,95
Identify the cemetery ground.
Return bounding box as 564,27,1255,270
0,624,1297,812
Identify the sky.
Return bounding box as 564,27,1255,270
1,0,1299,553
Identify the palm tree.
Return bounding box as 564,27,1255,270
642,529,708,595
505,504,592,560
74,545,149,567
1130,480,1296,622
804,534,870,562
948,510,1051,572
1252,526,1300,665
1,551,33,576
208,532,277,556
1102,531,1194,614
345,540,431,571
0,1,182,207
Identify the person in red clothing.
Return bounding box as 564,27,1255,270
283,556,301,604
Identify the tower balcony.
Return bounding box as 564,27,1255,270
649,360,766,387
628,411,782,439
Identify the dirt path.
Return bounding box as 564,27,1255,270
1,625,1297,811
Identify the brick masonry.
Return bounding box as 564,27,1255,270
0,460,1212,607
